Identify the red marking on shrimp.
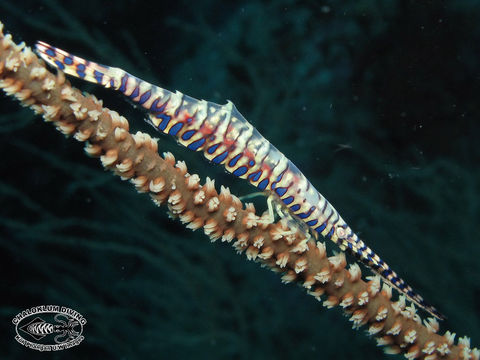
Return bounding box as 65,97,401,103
223,136,236,147
181,111,194,123
199,123,214,135
261,163,272,176
244,149,254,159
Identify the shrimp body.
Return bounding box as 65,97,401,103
36,41,444,320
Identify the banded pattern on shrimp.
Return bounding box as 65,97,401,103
35,41,444,320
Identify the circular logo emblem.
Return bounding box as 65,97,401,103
12,305,86,351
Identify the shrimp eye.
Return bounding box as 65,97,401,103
336,227,346,239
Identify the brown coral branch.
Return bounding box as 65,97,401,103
0,22,477,360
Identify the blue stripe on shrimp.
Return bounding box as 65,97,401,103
282,196,294,205
63,56,73,65
156,113,171,131
188,138,206,151
248,170,262,182
181,130,196,140
207,143,220,154
150,97,167,112
76,63,86,78
169,122,184,136
119,74,128,93
129,86,140,99
290,204,300,212
138,90,152,105
233,166,247,177
228,154,242,167
93,70,104,83
212,151,228,164
45,48,56,57
258,179,269,190
54,60,65,70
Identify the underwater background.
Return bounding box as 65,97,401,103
0,0,479,359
